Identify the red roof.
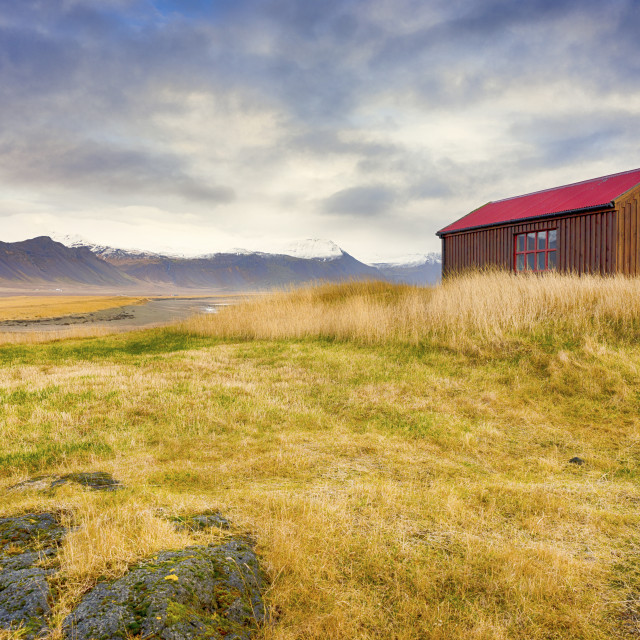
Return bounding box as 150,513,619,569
438,168,640,235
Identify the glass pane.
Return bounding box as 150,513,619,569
548,229,557,250
516,254,524,271
537,252,546,271
527,232,536,251
527,253,535,270
537,230,547,250
516,234,525,252
548,251,557,270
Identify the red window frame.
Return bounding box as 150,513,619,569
514,229,557,272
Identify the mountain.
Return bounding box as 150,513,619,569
0,235,439,291
53,234,189,260
89,239,380,290
370,253,442,285
0,236,133,287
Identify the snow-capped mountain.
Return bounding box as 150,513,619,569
52,233,122,257
51,234,188,260
371,252,440,268
12,234,438,290
51,233,94,248
370,253,442,285
36,236,378,291
282,239,344,261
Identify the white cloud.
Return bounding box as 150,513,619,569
0,0,638,260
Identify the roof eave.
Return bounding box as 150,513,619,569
436,202,615,237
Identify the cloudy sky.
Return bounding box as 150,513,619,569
1,0,638,261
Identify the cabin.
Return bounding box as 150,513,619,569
436,168,640,276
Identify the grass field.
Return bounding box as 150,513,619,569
0,295,147,321
1,273,640,639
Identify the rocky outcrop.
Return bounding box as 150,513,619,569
0,512,67,639
172,512,232,532
0,494,265,640
10,472,122,492
63,540,265,640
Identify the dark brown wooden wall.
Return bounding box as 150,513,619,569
442,209,618,275
615,185,640,275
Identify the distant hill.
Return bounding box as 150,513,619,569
0,236,382,291
90,239,380,290
0,236,441,291
0,236,133,287
370,254,442,285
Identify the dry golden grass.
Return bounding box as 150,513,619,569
1,273,640,639
0,296,147,321
183,271,640,349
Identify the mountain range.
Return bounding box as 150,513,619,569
370,254,442,286
0,236,441,292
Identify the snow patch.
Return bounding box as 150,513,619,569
369,253,441,269
51,233,94,248
283,239,344,260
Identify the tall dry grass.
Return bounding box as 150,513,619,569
183,271,640,348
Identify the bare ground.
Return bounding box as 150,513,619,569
0,297,238,332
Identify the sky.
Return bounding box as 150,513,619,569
0,0,638,262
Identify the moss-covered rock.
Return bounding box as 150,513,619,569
171,512,232,532
0,512,67,639
0,512,66,555
0,568,52,639
63,538,265,640
10,471,121,492
51,472,121,491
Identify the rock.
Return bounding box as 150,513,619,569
6,476,55,492
0,513,67,639
0,568,52,639
50,472,121,491
9,472,121,492
63,539,265,640
1,548,58,572
569,457,585,465
0,512,67,556
0,510,265,639
173,512,232,532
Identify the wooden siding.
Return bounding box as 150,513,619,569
615,184,640,275
442,209,618,276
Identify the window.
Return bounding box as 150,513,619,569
514,229,557,272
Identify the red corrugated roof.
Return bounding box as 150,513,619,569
437,168,640,235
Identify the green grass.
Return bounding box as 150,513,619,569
0,327,214,366
0,441,114,476
2,282,640,638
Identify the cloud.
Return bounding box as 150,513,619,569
508,111,640,170
322,185,397,217
0,0,638,258
0,134,235,205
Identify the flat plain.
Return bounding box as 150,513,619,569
1,273,640,639
0,295,147,321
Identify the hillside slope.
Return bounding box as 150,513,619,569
0,236,132,286
97,248,381,290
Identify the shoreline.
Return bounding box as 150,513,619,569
0,296,237,332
